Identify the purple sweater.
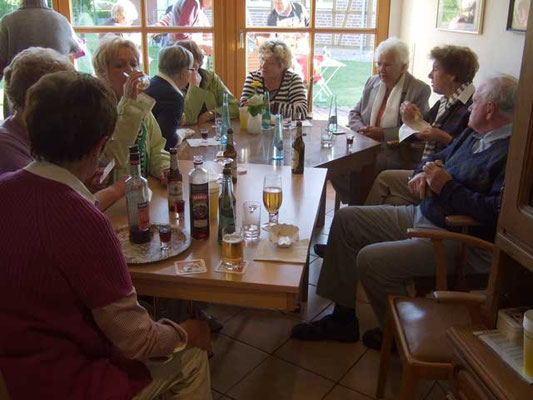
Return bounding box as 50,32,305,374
0,116,32,174
0,170,150,398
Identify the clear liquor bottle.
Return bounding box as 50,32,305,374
125,145,151,244
167,148,184,215
189,155,210,240
291,120,305,174
218,164,236,244
223,128,238,184
221,92,230,146
272,114,284,161
262,91,271,130
328,94,338,133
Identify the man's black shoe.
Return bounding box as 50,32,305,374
362,328,384,350
199,310,224,333
313,243,327,258
291,314,360,342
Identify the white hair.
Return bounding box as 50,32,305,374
259,39,293,70
478,74,518,118
375,37,409,68
111,0,139,22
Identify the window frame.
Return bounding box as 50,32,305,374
52,0,390,98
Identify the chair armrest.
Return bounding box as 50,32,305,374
407,228,494,253
432,290,487,305
445,215,480,227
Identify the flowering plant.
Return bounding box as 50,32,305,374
245,80,267,117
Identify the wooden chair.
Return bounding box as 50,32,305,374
376,227,494,400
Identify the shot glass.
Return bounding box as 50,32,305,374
346,133,354,148
321,128,333,148
242,201,261,241
158,224,171,251
200,128,209,145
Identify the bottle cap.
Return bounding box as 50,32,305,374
169,147,177,155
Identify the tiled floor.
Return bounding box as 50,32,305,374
206,183,449,400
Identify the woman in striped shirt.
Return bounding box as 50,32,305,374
240,39,308,119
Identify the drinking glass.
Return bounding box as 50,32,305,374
262,174,283,230
221,226,244,271
158,224,171,251
346,133,354,148
243,201,261,240
200,128,209,145
321,128,333,148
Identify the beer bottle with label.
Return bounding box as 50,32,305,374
223,128,238,184
291,120,305,174
218,164,236,243
167,148,184,215
125,145,151,244
189,155,210,239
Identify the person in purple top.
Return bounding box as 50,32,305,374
0,47,124,211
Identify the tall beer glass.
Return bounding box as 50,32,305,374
262,174,283,230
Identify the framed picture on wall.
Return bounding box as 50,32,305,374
436,0,485,34
507,0,531,32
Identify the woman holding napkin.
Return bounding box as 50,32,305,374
365,45,479,206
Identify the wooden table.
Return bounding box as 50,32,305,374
106,161,327,311
448,326,533,399
179,119,380,223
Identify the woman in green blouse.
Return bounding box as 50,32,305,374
177,40,239,125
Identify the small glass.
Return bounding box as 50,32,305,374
321,128,333,148
123,71,150,91
346,133,354,148
158,224,171,251
200,128,209,145
262,174,283,230
221,226,244,271
243,201,261,240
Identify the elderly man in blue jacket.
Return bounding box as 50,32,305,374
292,75,518,350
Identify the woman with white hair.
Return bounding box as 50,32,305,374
92,36,170,182
240,38,308,119
329,37,431,208
144,45,194,150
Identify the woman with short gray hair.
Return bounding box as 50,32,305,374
144,45,194,150
240,38,308,119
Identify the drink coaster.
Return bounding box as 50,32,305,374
215,260,248,275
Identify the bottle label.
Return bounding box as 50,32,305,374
168,181,183,203
231,160,238,180
191,183,209,228
292,148,299,170
137,201,150,230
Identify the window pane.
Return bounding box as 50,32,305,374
74,32,143,74
247,0,310,27
315,0,377,29
145,0,213,27
312,33,374,126
246,32,310,80
147,33,213,75
72,0,141,27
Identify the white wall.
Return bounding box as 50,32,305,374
397,0,526,102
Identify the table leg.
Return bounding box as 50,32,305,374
316,181,327,228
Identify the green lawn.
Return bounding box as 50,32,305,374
313,60,372,108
